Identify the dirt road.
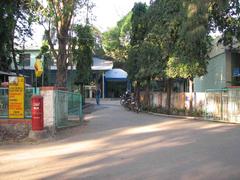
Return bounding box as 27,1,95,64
1,100,240,180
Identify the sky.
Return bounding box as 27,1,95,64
27,0,150,48
92,0,150,32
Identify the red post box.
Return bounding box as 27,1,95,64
31,95,44,131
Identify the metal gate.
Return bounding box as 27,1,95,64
205,88,240,123
54,90,83,128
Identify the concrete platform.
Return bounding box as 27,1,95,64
28,129,48,140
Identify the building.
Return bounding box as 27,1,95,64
194,39,240,92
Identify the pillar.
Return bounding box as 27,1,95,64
102,72,105,99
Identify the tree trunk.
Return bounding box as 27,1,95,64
166,78,172,114
189,78,193,114
11,38,19,76
144,78,151,108
135,81,140,104
56,36,68,87
10,22,19,76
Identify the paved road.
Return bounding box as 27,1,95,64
1,100,240,180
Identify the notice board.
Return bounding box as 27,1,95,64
8,76,25,119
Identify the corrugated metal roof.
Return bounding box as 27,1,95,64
0,71,17,76
91,57,113,71
0,71,28,77
105,69,128,79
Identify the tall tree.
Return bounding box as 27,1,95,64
144,0,183,112
127,2,148,103
166,0,211,111
0,0,32,74
33,0,91,87
209,0,240,46
143,0,211,112
72,25,94,95
102,12,132,68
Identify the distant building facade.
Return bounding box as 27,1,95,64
194,39,240,92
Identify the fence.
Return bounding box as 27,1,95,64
145,91,205,111
54,90,83,128
0,87,39,119
205,88,240,123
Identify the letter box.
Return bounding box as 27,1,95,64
31,95,44,131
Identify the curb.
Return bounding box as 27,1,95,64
147,112,204,121
147,112,240,124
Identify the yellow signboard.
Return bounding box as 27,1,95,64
8,76,25,119
34,58,43,77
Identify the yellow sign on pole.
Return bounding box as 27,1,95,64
8,76,25,119
34,58,43,77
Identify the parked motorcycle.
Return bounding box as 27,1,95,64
120,91,140,113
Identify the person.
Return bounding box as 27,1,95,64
96,86,101,105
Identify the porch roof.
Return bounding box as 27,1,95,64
91,57,113,71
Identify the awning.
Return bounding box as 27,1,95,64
0,70,28,77
0,71,16,76
91,57,113,71
105,69,128,81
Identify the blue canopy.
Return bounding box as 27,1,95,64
105,69,128,81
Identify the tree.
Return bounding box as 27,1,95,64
166,0,211,112
102,12,132,68
142,0,182,112
127,2,148,104
141,0,211,113
128,40,165,106
36,40,53,86
92,27,105,58
72,25,94,95
209,0,240,47
0,0,33,74
33,0,91,87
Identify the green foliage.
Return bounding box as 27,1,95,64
130,2,148,46
127,41,164,81
209,0,240,46
72,25,94,85
127,2,149,81
146,0,211,79
102,12,132,65
91,27,105,58
0,0,33,71
36,40,53,86
31,0,92,87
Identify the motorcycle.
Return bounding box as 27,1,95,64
120,91,140,113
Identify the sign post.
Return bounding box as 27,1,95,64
8,76,25,119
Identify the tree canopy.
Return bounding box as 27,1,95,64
32,0,92,87
102,12,132,68
0,0,33,73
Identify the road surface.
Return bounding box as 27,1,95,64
1,100,240,180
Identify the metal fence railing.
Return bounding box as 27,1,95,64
0,88,8,118
55,90,83,128
0,87,39,119
205,88,240,123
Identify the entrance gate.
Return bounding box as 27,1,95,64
54,90,83,128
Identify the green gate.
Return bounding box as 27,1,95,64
55,90,83,128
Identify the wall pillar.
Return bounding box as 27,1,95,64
89,89,93,98
226,50,232,87
102,72,105,99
